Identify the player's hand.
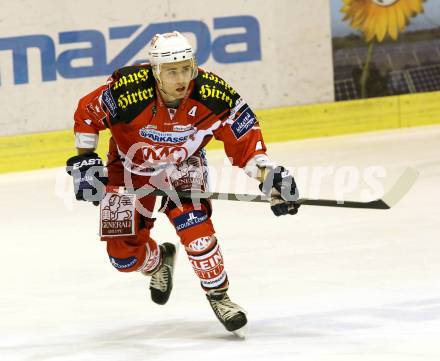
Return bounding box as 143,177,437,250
259,166,300,216
66,152,108,206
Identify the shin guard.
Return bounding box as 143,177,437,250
186,236,229,291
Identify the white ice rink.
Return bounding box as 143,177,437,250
1,125,439,361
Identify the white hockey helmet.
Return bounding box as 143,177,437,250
147,31,198,80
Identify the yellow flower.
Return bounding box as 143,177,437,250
341,0,426,42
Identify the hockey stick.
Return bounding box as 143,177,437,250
125,167,418,210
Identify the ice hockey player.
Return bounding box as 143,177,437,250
66,31,300,336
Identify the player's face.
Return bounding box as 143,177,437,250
159,60,193,100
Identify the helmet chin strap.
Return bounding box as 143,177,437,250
160,89,179,106
154,73,180,105
153,69,171,98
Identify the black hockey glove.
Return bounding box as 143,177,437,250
66,152,108,206
259,166,300,216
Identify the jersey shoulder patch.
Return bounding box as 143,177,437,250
191,70,241,115
105,64,156,125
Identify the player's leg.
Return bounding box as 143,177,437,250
162,150,247,332
103,211,160,274
103,199,176,305
163,198,247,332
102,137,176,305
164,198,227,290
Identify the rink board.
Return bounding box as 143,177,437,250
1,91,439,174
0,0,333,136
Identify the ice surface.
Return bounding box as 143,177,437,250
1,126,439,361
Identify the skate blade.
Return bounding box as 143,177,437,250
232,324,248,339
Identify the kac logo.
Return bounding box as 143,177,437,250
188,236,213,252
142,144,189,164
0,15,261,86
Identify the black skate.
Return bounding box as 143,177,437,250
206,289,247,336
149,243,176,305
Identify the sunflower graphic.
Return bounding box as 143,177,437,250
342,0,425,42
341,0,426,97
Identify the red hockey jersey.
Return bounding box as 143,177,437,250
73,64,267,175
